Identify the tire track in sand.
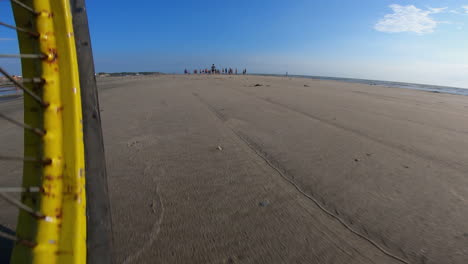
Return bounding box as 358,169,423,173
193,92,410,264
122,164,165,263
231,87,468,173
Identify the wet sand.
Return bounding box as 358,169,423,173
2,75,468,263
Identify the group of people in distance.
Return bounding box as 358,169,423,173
184,64,247,75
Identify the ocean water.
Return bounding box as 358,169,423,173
258,74,468,96
0,87,21,99
295,75,468,96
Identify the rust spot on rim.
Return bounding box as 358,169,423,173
55,250,73,255
44,175,63,181
18,239,37,248
42,158,52,166
55,208,63,219
44,48,58,64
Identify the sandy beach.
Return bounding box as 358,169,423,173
1,74,468,263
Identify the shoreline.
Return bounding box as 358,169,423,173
3,73,466,104
251,73,468,96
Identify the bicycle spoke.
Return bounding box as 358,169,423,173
0,230,37,248
0,67,47,106
0,54,46,59
0,193,45,219
0,112,46,136
0,187,40,193
0,21,40,38
0,155,40,162
21,77,45,84
11,0,39,16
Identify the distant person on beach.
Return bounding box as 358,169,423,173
184,69,188,74
211,64,216,74
235,68,238,75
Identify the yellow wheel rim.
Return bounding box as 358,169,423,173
10,0,86,263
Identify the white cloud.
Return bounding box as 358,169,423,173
428,7,447,14
375,5,445,34
463,5,468,13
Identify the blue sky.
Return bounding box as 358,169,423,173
2,0,468,87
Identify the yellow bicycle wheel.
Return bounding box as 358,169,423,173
1,0,86,263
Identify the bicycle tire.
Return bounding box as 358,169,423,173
70,0,114,263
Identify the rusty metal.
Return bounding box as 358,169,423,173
0,21,40,38
7,0,89,261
